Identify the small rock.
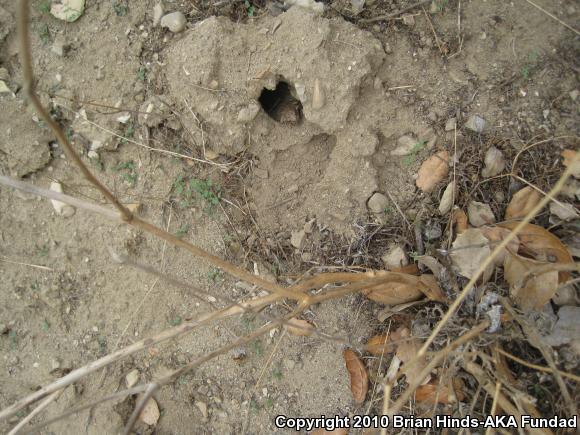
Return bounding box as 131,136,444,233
0,67,9,82
50,181,76,218
444,118,457,131
50,359,61,372
254,167,268,179
391,135,419,156
367,192,389,213
312,78,325,110
481,147,505,178
549,202,578,221
423,220,442,241
467,201,495,227
301,252,312,262
87,150,99,159
195,400,208,419
351,0,365,15
204,149,219,160
381,244,408,270
51,0,85,22
570,89,579,102
283,358,296,370
0,80,10,94
303,218,316,234
51,36,68,57
117,113,131,124
465,115,486,133
138,396,160,426
541,306,580,349
401,14,415,26
438,181,455,215
290,230,306,249
153,3,164,27
125,369,140,388
0,324,7,334
160,11,186,33
237,103,260,123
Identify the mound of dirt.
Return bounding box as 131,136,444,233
164,7,434,233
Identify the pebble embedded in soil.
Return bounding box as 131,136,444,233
312,78,325,110
445,118,457,131
49,181,76,218
481,146,505,178
381,244,408,270
467,201,495,227
290,230,306,249
125,369,140,388
236,103,260,123
465,115,486,133
391,135,419,156
51,36,68,57
367,192,389,213
160,11,187,33
153,3,164,27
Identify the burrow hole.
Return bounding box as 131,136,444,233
258,80,303,123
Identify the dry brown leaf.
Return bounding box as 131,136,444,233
362,272,443,305
452,208,468,233
561,149,580,178
505,186,542,220
499,222,573,281
390,263,420,275
416,150,449,193
415,378,465,404
450,228,493,282
480,226,520,266
365,334,395,356
285,318,314,336
418,274,447,303
343,349,368,404
393,327,429,384
504,252,559,311
138,396,160,426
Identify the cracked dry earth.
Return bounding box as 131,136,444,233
0,0,579,433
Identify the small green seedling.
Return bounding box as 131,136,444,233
207,267,223,283
36,244,49,257
137,66,147,82
113,2,129,16
120,122,134,145
36,1,51,14
175,224,189,239
172,174,222,213
115,160,137,187
252,339,263,356
41,320,50,332
37,23,51,44
244,0,254,17
169,316,182,326
97,336,107,354
272,366,283,380
521,50,540,80
403,140,427,167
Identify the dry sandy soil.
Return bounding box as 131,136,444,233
0,0,578,434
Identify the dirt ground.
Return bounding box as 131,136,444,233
0,0,578,434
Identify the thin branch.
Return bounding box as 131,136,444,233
495,347,580,383
0,292,279,421
17,0,131,221
522,0,580,35
7,389,65,435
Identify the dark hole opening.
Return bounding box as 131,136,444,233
258,81,303,123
